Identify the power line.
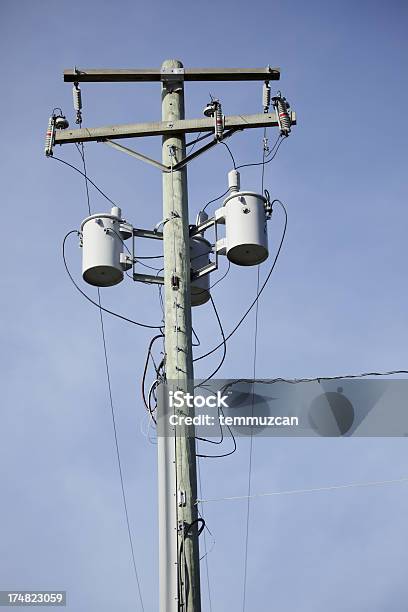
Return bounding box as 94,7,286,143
219,370,408,393
197,460,213,612
220,140,237,169
242,137,266,610
74,138,145,610
141,333,164,422
196,408,237,459
97,296,145,611
51,155,118,208
197,476,408,504
236,134,287,170
195,295,227,388
62,232,162,329
202,188,230,214
242,266,260,612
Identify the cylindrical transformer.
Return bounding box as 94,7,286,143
81,207,129,287
190,236,211,306
223,191,268,266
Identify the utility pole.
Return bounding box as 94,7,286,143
160,59,200,611
50,60,295,612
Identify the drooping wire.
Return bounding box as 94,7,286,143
186,131,213,151
98,299,145,611
62,232,162,330
194,200,288,362
196,409,237,459
210,260,231,291
202,188,229,214
141,334,165,423
236,134,287,171
196,295,227,388
194,295,237,457
265,133,282,159
220,141,237,169
190,261,231,304
197,459,213,612
51,155,118,208
198,134,282,217
242,133,266,610
197,476,408,504
73,136,145,610
242,268,261,612
220,370,408,393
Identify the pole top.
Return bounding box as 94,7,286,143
161,59,184,69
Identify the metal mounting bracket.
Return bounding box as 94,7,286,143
190,214,224,281
133,272,164,285
104,130,240,173
161,67,185,82
131,227,164,285
104,139,170,172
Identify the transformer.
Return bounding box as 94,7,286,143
222,190,268,266
190,235,211,306
80,206,131,287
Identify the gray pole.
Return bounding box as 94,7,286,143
158,59,201,612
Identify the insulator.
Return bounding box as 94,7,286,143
73,83,83,124
272,95,291,136
203,102,215,117
228,169,240,193
55,114,69,129
73,84,82,111
44,116,55,157
262,81,271,112
214,102,223,140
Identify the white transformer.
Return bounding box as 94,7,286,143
81,206,132,287
222,190,268,266
190,235,211,306
215,170,269,266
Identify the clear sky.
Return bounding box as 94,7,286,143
1,0,408,610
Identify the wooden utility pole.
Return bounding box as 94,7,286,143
160,59,200,611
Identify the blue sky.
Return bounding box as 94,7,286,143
1,0,408,610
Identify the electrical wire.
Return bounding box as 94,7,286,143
197,476,408,504
186,131,213,150
202,188,230,214
219,370,408,394
136,254,164,260
197,460,213,612
51,155,118,208
73,138,145,610
265,133,282,159
209,261,231,291
192,327,201,347
135,260,164,272
242,266,261,612
194,296,234,451
242,137,266,611
236,134,287,171
141,334,164,422
62,232,162,329
196,407,237,458
98,299,145,611
220,140,237,169
198,135,282,217
194,199,288,362
195,295,227,388
189,261,231,305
